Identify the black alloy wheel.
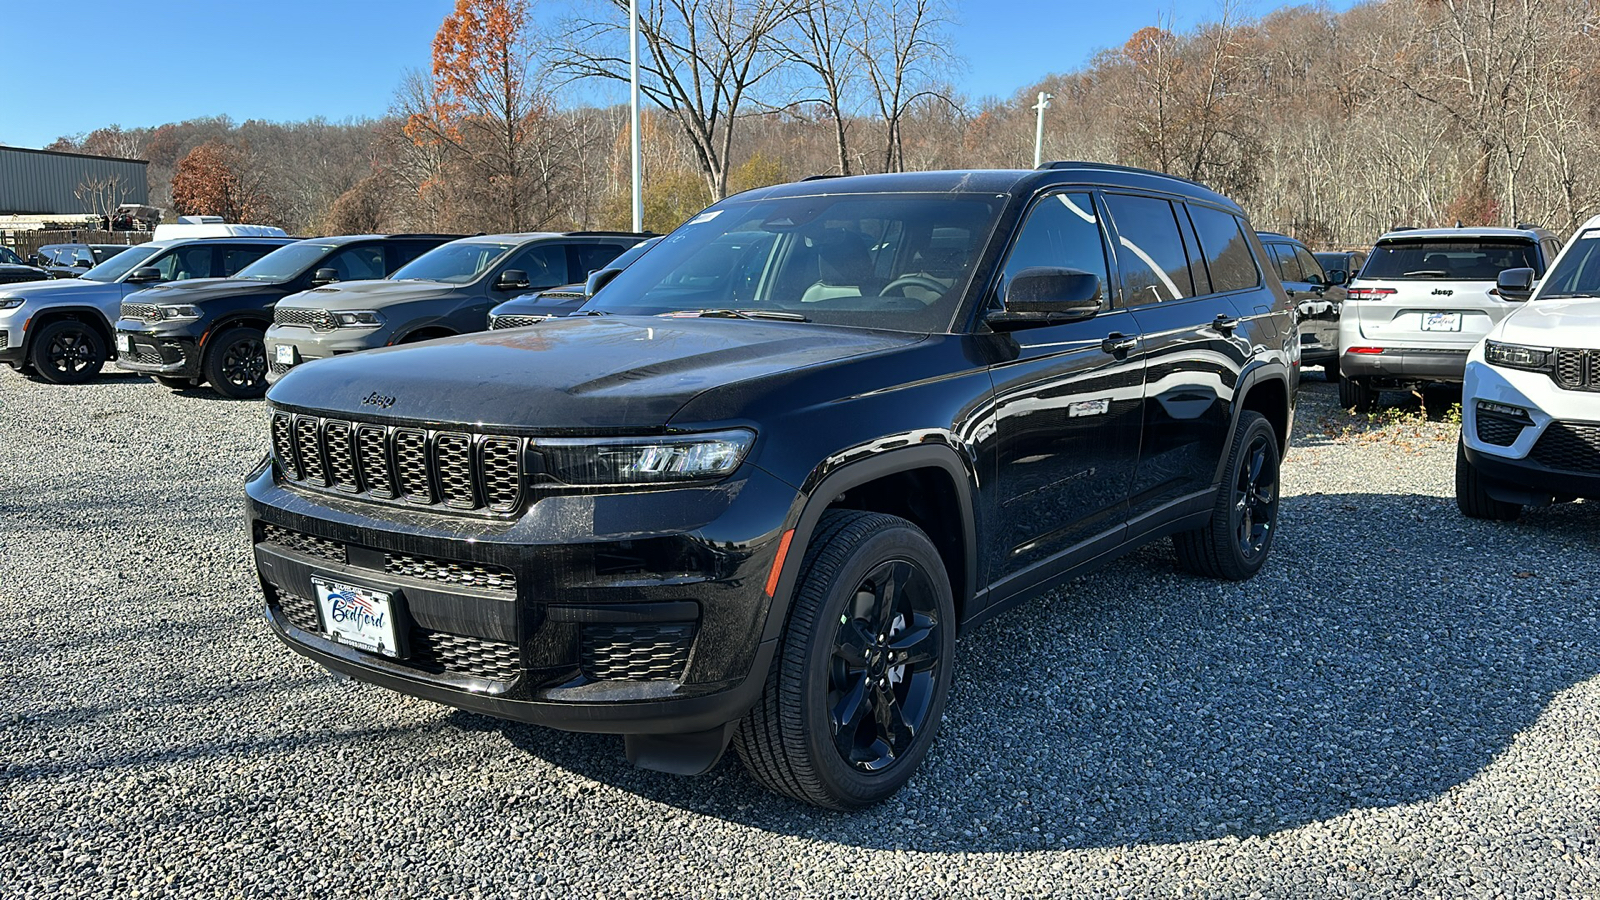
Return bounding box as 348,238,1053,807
205,327,269,399
1233,429,1279,562
735,510,956,809
27,319,105,384
1173,410,1281,581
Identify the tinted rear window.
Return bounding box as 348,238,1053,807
1360,239,1541,280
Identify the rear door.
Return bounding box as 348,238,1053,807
1107,193,1254,522
1349,237,1542,349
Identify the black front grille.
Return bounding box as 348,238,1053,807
1530,421,1600,475
1554,349,1600,392
271,411,524,516
259,523,345,562
120,302,160,321
274,587,322,632
580,623,695,681
490,314,549,330
274,306,332,330
126,345,165,366
0,272,45,284
0,332,7,350
384,553,516,591
1475,414,1525,447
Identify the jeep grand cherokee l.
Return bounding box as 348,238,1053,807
1258,232,1347,381
249,164,1297,809
1338,225,1560,412
114,234,456,398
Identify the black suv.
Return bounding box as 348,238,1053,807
114,234,457,398
1257,231,1347,381
248,164,1296,809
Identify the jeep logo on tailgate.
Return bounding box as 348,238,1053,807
1432,288,1454,296
361,391,396,409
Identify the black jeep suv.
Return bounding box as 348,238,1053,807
248,164,1297,809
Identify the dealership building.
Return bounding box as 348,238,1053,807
0,145,149,217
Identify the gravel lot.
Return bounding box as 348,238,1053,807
2,369,1597,899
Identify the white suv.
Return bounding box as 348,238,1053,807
1456,215,1600,519
1338,225,1561,411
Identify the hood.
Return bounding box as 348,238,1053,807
128,277,285,303
278,279,454,310
267,315,922,431
1495,297,1600,345
0,275,120,301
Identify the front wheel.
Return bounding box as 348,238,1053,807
734,510,956,810
27,319,106,384
1455,440,1521,521
1339,374,1377,413
1173,411,1281,581
203,326,268,399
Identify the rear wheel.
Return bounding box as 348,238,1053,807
1174,411,1280,581
1455,439,1521,521
1339,374,1377,413
734,510,955,810
203,326,268,399
27,319,105,384
1324,358,1340,382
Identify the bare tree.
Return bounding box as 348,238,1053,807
776,0,859,175
850,0,956,172
74,174,131,227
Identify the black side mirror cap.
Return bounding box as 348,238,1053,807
496,269,531,290
125,267,163,284
1496,267,1535,302
987,267,1102,330
585,267,622,298
75,258,93,268
1327,269,1348,286
311,267,339,287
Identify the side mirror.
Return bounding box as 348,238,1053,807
585,267,623,298
1327,269,1348,286
75,258,93,268
311,267,339,287
125,267,163,284
1496,267,1535,302
495,269,530,291
27,254,40,266
987,267,1102,330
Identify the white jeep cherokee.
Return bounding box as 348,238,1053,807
1339,225,1561,412
1457,216,1600,519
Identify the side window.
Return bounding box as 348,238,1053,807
503,244,568,290
322,245,386,281
573,243,628,279
1188,206,1260,293
150,246,214,281
1293,246,1326,285
386,241,435,272
1269,243,1303,283
997,191,1111,306
221,245,274,276
1177,206,1211,295
1103,193,1194,305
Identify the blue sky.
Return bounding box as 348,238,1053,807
0,0,1355,150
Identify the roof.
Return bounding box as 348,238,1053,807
451,232,563,244
1378,226,1552,241
0,144,149,167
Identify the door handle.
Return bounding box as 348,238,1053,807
1101,333,1138,355
1213,313,1240,334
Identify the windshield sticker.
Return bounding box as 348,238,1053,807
688,210,722,225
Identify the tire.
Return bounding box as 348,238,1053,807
734,510,956,810
1339,374,1377,413
1173,411,1281,581
1455,439,1521,521
203,326,269,399
154,375,191,389
1324,358,1340,382
27,319,106,384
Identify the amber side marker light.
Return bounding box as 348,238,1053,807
765,529,795,597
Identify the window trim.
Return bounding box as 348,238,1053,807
1100,189,1200,308
987,187,1118,313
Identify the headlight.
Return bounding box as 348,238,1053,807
0,297,24,310
333,310,384,328
537,429,755,486
158,304,202,322
1484,340,1554,373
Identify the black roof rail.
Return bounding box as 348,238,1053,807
1254,230,1290,240
1514,221,1542,231
1388,225,1418,232
1036,160,1209,189
801,173,844,181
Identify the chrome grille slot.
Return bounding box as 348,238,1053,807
356,424,394,499
436,433,477,509
324,421,358,492
271,412,299,480
294,416,326,486
481,438,522,512
394,429,434,504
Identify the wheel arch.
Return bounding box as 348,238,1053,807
23,306,114,357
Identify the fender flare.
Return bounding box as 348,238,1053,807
1211,360,1293,485
22,305,115,355
757,443,981,644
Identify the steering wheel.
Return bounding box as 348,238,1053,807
879,274,948,298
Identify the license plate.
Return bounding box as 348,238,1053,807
275,344,296,365
117,334,133,354
1421,312,1461,332
312,577,400,657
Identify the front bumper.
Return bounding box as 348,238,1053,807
0,307,25,363
247,460,801,735
114,319,198,376
264,325,388,383
1340,347,1469,384
1461,357,1600,502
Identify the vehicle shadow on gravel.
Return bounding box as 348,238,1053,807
487,492,1599,853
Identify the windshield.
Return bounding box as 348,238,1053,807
81,244,164,282
0,247,23,265
585,193,1003,332
391,242,516,284
1360,238,1541,280
606,237,661,272
234,242,337,282
1537,229,1600,299
92,245,132,264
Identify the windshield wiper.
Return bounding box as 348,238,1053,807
1401,270,1450,277
661,308,809,322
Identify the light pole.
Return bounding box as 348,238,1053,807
629,0,643,233
1032,91,1053,168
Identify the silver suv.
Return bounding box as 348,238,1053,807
1337,225,1561,411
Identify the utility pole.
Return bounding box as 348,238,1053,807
629,0,644,233
1032,91,1053,168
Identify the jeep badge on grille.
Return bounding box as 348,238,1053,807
361,391,396,409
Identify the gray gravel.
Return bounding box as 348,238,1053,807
2,369,1597,899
